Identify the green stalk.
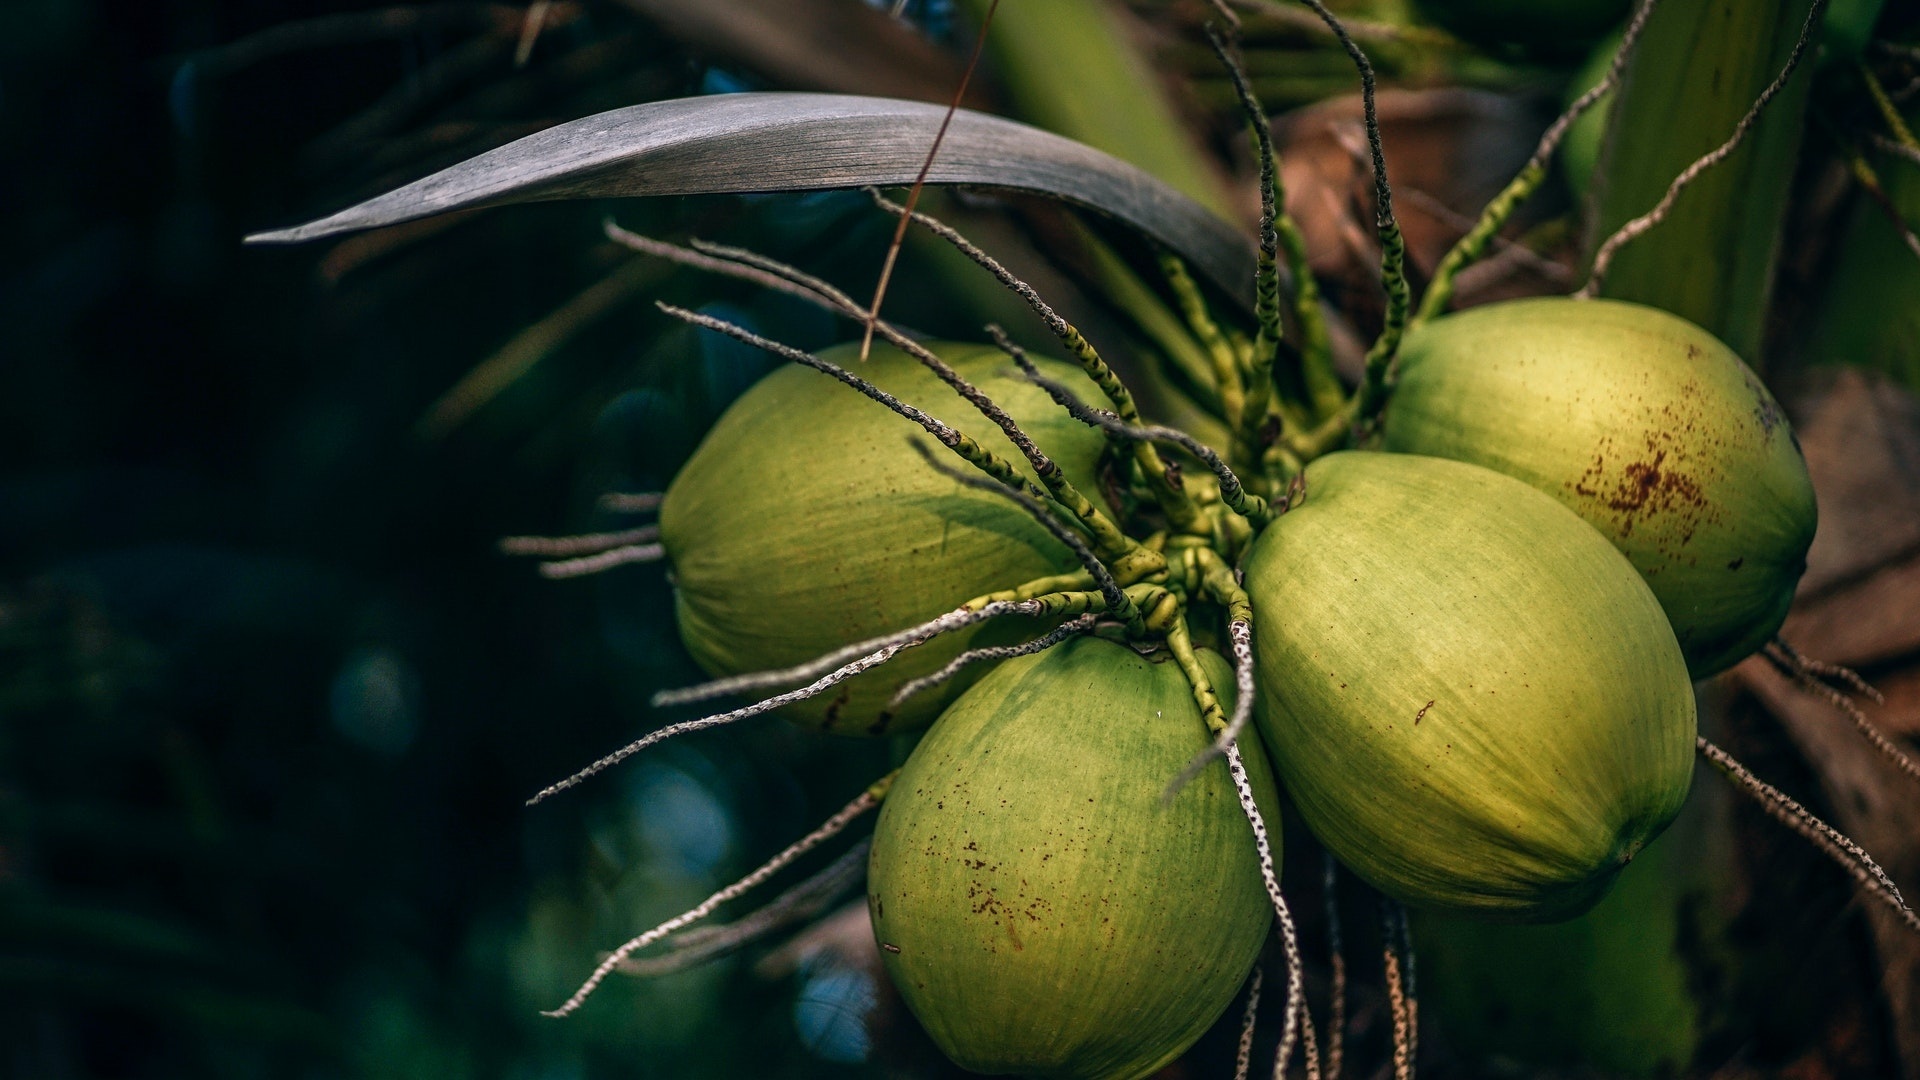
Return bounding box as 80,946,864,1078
1587,0,1819,362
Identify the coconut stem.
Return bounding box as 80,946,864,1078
1167,614,1256,801
656,304,1064,519
1293,0,1408,436
1010,350,1275,527
612,838,869,978
650,234,1148,566
1235,962,1264,1080
1416,0,1663,326
597,491,662,513
909,439,1141,627
529,542,666,579
1762,643,1920,784
1579,0,1831,299
542,778,888,1017
1382,903,1413,1080
500,525,660,559
526,603,1041,805
1202,24,1342,432
885,614,1098,708
1770,637,1885,703
1225,740,1306,1080
1323,853,1346,1080
1697,737,1920,934
651,600,1047,710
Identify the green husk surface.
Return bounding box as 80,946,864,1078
869,636,1279,1080
660,341,1110,734
1383,297,1817,676
1245,451,1695,921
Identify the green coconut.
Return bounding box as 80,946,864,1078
1245,451,1695,921
1382,297,1817,677
869,635,1279,1079
660,341,1112,735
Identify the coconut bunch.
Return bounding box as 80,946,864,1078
250,1,1920,1076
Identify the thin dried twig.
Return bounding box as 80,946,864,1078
860,0,1000,360
652,600,1042,709
885,614,1097,707
544,783,885,1017
612,839,869,978
528,604,1040,805
1235,962,1263,1080
500,525,659,558
535,543,665,579
1763,642,1920,784
1697,737,1919,933
1324,853,1346,1080
1226,743,1306,1079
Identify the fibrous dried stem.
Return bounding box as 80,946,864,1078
1418,0,1661,323
1236,962,1264,1080
613,838,869,977
598,491,663,513
652,600,1045,709
1383,904,1413,1080
886,614,1097,707
1226,742,1306,1080
1581,0,1832,298
543,780,887,1017
1697,737,1919,933
1324,853,1346,1080
527,603,1040,805
500,525,659,558
1763,642,1919,784
535,542,665,579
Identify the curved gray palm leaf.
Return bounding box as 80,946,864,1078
247,92,1256,313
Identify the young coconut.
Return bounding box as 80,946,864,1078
868,635,1281,1080
661,339,1114,734
1381,297,1817,677
1245,451,1696,921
